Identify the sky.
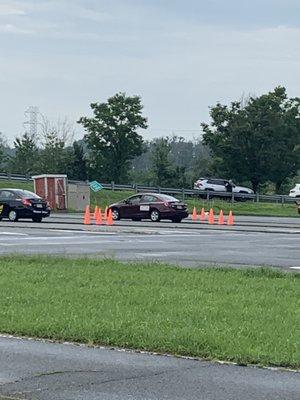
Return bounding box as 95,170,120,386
1,0,300,144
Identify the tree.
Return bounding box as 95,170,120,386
0,132,7,170
38,116,75,174
68,141,87,181
130,136,212,187
202,87,300,192
150,137,174,186
78,92,147,183
11,133,39,175
38,131,73,174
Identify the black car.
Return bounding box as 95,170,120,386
0,188,51,222
109,193,189,222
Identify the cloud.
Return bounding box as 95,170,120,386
0,23,34,34
0,2,25,16
76,7,112,22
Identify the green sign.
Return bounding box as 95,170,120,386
89,181,103,192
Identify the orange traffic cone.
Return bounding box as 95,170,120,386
200,207,205,222
83,205,91,225
192,206,197,221
218,209,225,225
103,206,108,220
106,209,113,226
93,206,98,220
227,210,234,225
208,208,214,224
96,207,102,225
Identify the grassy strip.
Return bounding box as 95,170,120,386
0,180,297,217
91,189,297,217
0,257,299,368
0,180,33,191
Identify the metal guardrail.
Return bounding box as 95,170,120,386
100,182,295,204
0,172,296,204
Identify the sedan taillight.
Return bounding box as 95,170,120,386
21,198,31,206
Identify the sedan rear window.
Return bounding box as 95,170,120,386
14,190,41,199
158,194,179,202
141,195,158,203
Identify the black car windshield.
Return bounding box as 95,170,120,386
14,190,41,199
158,194,179,202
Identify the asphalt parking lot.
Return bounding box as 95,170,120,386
0,214,299,270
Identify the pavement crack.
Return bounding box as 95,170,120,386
1,365,199,393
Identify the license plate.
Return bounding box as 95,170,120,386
177,205,183,209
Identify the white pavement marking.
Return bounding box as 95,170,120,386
49,229,117,235
0,231,28,236
0,236,91,241
135,252,179,257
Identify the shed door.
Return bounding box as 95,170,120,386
56,178,66,210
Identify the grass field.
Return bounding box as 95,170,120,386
0,257,299,368
0,179,297,217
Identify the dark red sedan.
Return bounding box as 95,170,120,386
109,193,189,222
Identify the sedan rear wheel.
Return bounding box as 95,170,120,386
171,217,182,223
8,210,18,222
111,208,120,221
32,217,42,222
150,209,160,222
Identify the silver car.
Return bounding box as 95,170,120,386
289,184,300,198
194,178,253,195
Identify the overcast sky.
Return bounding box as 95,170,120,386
1,0,300,143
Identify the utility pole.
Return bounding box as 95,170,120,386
23,106,39,138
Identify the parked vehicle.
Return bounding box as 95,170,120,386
194,178,253,198
109,193,189,222
0,189,51,222
289,184,300,198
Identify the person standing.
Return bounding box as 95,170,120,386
225,179,234,192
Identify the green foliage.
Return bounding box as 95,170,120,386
0,256,299,368
38,131,73,174
150,137,174,186
10,133,39,175
132,136,211,188
202,87,300,192
0,132,7,170
67,141,88,181
78,93,147,183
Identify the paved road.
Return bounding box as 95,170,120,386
0,336,299,400
0,223,299,270
49,213,300,232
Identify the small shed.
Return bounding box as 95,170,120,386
32,174,68,210
67,181,90,212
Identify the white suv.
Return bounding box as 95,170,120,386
289,184,300,198
194,178,254,194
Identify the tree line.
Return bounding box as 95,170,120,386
0,87,299,193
